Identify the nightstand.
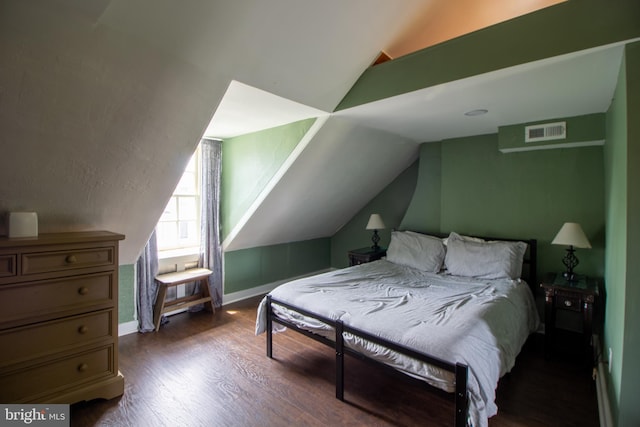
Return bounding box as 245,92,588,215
540,273,600,361
348,247,386,266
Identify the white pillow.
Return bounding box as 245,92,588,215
442,233,485,246
444,232,527,279
386,231,446,273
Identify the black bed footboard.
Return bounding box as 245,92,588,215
265,295,469,427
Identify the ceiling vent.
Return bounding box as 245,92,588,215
525,121,566,143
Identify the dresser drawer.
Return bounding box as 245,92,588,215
0,273,114,327
0,344,115,403
22,246,115,276
0,310,113,366
0,254,17,278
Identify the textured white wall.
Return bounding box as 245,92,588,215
0,1,225,263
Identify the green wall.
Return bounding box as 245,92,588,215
118,264,135,324
443,135,604,279
330,161,419,268
604,46,627,427
620,41,640,427
224,238,330,294
337,0,640,110
220,119,331,295
402,133,605,287
221,118,316,240
400,144,441,233
604,41,640,427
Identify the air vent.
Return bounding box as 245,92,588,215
525,121,566,142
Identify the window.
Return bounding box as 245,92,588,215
156,147,201,255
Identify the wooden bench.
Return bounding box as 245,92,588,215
153,268,215,331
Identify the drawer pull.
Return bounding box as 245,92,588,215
78,287,89,295
564,300,573,307
66,255,77,264
78,325,89,334
78,363,88,372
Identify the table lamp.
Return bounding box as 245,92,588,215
366,214,385,251
551,222,591,280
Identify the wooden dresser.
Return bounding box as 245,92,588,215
0,231,125,403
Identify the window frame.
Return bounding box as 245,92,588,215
156,146,201,258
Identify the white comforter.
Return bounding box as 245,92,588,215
255,260,539,427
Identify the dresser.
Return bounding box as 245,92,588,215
0,231,125,403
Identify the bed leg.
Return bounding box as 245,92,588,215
336,320,344,401
454,363,468,427
266,295,273,359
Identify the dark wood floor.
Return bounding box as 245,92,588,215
71,296,599,426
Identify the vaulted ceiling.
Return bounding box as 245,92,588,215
0,0,632,262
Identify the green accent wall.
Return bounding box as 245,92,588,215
400,143,441,232
604,46,626,427
604,41,640,427
336,0,640,110
221,118,316,240
118,264,135,324
402,132,605,286
620,41,640,427
224,238,330,294
498,113,606,152
444,135,604,279
330,161,419,268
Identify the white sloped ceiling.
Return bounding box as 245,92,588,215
223,117,419,251
0,0,428,263
97,0,428,113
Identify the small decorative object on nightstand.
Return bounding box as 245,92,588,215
365,214,385,251
540,272,600,361
551,222,592,281
348,247,386,266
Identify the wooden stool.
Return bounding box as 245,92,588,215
153,268,215,331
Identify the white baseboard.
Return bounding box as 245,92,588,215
222,268,335,306
118,320,138,336
221,282,278,306
593,334,614,427
117,268,335,336
596,360,613,427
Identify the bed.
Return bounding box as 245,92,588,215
255,231,540,427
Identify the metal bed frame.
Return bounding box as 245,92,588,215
264,235,537,427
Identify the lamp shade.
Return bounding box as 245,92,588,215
366,214,385,230
551,222,592,248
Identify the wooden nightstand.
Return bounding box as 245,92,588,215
540,273,600,361
348,247,386,266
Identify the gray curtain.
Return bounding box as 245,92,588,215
199,138,223,307
136,229,159,332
